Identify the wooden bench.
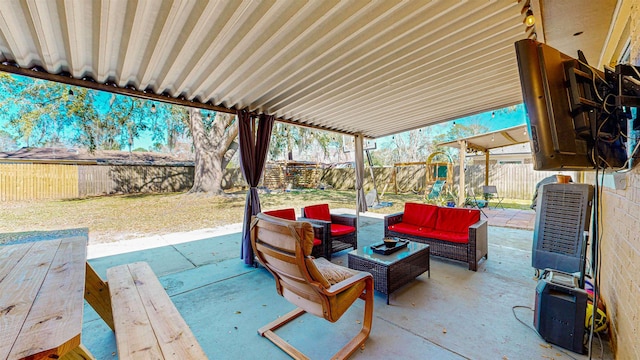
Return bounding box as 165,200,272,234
107,261,207,359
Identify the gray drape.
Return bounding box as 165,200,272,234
238,109,274,266
355,134,367,213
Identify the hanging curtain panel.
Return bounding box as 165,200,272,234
238,109,274,266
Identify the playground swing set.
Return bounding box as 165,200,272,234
383,151,454,201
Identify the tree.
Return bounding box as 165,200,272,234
373,128,436,166
148,103,190,155
270,123,333,162
188,109,238,194
108,95,150,153
0,129,17,151
0,75,158,152
0,74,241,195
0,78,77,147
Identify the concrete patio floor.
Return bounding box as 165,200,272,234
82,210,611,360
482,208,536,231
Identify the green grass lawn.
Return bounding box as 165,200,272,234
0,189,529,244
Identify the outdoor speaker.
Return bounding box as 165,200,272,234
532,183,593,283
534,270,587,354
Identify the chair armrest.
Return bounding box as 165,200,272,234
384,212,404,228
308,222,329,243
469,218,488,239
324,271,373,296
330,213,357,228
298,216,330,226
467,218,488,271
298,217,330,236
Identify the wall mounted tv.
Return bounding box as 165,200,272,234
515,39,639,171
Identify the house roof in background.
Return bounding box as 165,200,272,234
0,147,193,166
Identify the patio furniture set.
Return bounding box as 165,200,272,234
253,202,487,358
264,204,358,261
0,234,206,360
0,202,486,360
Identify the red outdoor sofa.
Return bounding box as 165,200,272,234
384,202,488,271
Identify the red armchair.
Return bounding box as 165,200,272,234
262,208,324,258
300,204,357,260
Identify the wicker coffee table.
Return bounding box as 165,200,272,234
348,241,430,304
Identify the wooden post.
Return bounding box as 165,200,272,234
458,140,467,207
485,151,490,186
84,263,114,331
393,165,398,194
424,160,429,198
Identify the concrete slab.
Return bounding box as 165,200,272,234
172,232,243,267
88,245,196,279
80,213,612,360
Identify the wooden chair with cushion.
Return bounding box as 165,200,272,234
250,213,374,360
300,204,357,260
263,208,325,258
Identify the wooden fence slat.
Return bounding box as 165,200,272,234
1,161,574,202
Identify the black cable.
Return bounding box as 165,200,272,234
594,168,606,357
588,143,605,359
588,153,598,358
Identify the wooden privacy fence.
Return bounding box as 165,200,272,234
463,164,578,200
262,162,325,189
0,163,79,201
1,162,577,202
0,163,194,201
79,165,194,196
316,164,577,201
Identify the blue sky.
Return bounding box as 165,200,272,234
1,72,527,151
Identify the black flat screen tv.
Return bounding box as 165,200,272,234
515,39,629,171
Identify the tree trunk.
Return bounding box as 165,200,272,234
188,109,238,194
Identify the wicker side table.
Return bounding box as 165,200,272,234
348,241,430,304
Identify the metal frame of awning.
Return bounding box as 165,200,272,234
437,125,530,205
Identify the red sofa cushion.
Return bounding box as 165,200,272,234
422,229,469,244
387,222,430,238
402,202,438,228
331,223,356,236
435,208,480,233
304,204,331,221
265,208,322,246
264,208,296,221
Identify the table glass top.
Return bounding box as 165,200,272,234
348,240,429,266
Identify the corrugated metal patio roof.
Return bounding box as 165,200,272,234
0,0,530,138
0,1,617,138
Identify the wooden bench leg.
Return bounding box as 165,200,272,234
60,344,95,360
84,262,114,331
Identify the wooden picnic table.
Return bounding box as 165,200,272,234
0,236,113,360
